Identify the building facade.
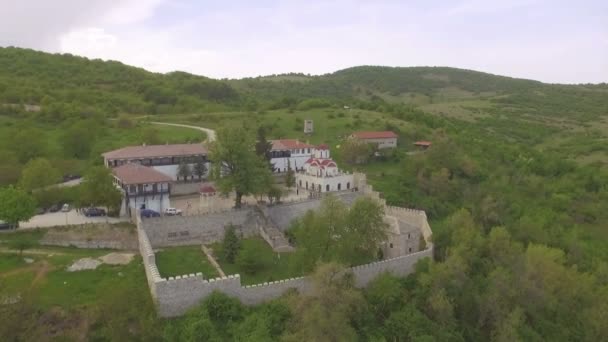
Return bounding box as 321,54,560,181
111,163,172,216
382,215,421,259
269,139,316,173
295,145,354,193
102,143,208,180
350,131,398,149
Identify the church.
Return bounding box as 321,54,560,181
295,144,354,193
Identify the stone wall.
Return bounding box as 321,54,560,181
265,191,363,231
40,223,138,250
141,207,257,247
147,245,433,317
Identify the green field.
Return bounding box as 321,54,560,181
211,237,297,285
0,233,159,340
155,245,219,278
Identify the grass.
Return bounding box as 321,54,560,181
0,234,160,340
155,245,219,278
212,237,298,285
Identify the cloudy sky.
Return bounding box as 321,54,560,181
1,0,606,83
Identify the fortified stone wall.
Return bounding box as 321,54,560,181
145,236,432,317
141,207,256,247
136,174,435,317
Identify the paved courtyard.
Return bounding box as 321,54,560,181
20,210,128,229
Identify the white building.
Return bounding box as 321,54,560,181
111,163,172,217
350,131,398,149
304,119,313,134
269,139,316,173
102,143,209,181
295,146,354,193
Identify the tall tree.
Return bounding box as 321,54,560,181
80,166,122,212
0,186,36,228
209,125,272,208
222,225,240,263
177,161,192,181
255,126,275,172
13,128,46,163
19,158,61,191
285,159,296,188
193,158,208,180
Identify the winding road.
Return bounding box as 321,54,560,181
150,121,216,142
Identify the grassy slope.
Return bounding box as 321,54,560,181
155,245,218,278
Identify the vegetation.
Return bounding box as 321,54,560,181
221,225,240,264
0,186,36,227
155,246,219,279
1,47,607,340
289,196,388,273
209,125,272,207
79,166,122,212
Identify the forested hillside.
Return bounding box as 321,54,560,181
1,48,607,340
0,47,238,116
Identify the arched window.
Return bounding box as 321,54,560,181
326,184,330,192
337,183,341,190
347,182,350,189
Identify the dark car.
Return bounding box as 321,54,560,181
84,207,106,217
48,204,61,212
140,209,160,218
0,221,12,230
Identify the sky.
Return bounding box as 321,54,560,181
0,0,606,83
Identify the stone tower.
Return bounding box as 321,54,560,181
304,119,313,134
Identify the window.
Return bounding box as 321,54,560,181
409,247,412,253
390,243,393,248
407,233,411,239
326,184,330,192
347,182,350,189
337,183,341,190
129,185,136,193
168,232,177,238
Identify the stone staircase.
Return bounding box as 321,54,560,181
254,207,294,253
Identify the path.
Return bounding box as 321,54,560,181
150,122,216,142
201,245,226,278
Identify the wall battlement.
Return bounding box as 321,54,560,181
136,173,434,317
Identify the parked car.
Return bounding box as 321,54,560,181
61,203,70,212
48,204,61,212
83,207,106,217
140,209,160,218
0,221,12,230
164,208,183,216
36,207,46,215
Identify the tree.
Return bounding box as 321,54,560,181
19,158,61,192
209,125,272,208
80,167,122,212
0,186,36,228
266,185,283,204
222,225,240,263
285,159,296,188
282,263,365,342
236,243,264,275
193,158,208,180
62,122,97,159
141,127,161,145
255,126,274,172
177,161,192,181
341,138,373,165
13,128,46,163
8,237,35,255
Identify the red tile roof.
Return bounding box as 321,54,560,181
270,139,314,151
200,184,217,194
102,143,207,160
306,158,337,168
112,163,172,185
414,141,432,147
352,131,398,139
316,144,329,150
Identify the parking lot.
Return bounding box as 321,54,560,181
20,210,128,229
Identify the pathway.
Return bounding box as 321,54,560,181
201,245,226,278
150,122,216,142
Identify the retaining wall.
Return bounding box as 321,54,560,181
141,207,256,247
147,239,432,317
